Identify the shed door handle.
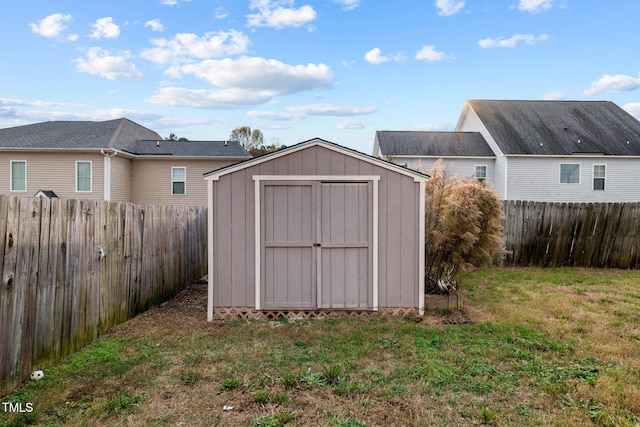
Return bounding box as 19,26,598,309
314,243,321,247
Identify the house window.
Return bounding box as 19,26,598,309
560,163,580,184
76,161,92,192
475,165,487,183
593,164,606,191
172,167,186,195
10,161,26,192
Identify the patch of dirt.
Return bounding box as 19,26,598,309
422,309,475,326
109,280,488,339
108,280,212,339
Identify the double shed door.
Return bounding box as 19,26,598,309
261,180,373,310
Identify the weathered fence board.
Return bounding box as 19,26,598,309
504,201,640,268
0,196,207,394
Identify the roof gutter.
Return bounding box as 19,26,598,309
130,155,251,160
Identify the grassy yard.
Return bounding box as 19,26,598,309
2,268,640,426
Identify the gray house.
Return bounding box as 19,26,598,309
375,100,640,202
205,138,428,320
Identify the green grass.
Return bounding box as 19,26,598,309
2,268,640,426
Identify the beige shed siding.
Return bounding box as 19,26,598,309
109,156,131,202
506,156,640,202
0,152,104,199
211,144,422,310
131,158,233,205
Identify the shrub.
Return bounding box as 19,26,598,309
424,160,504,292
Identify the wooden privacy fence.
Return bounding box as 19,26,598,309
0,196,207,394
503,200,640,268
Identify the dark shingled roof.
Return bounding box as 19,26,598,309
0,118,161,150
467,100,640,156
0,118,250,158
123,140,249,157
375,131,495,157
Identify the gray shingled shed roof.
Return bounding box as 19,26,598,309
375,131,495,157
0,118,249,158
467,100,640,156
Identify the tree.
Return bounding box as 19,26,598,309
165,133,189,141
424,160,505,293
229,126,286,157
229,126,264,154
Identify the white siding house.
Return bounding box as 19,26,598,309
376,100,640,202
373,131,496,182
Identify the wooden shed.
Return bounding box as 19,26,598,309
205,138,427,320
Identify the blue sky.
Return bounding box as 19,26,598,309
2,0,640,153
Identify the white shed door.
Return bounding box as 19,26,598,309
260,180,372,310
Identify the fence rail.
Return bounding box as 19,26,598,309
503,200,640,268
0,196,207,394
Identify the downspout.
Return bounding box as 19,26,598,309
101,149,117,201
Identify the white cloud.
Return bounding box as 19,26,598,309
170,56,333,94
89,17,120,39
248,110,299,120
146,87,273,109
29,13,73,38
140,30,250,64
247,0,317,29
161,0,191,5
332,0,361,10
294,104,377,116
415,45,446,62
145,19,164,32
249,103,377,120
623,103,640,119
0,97,161,124
74,47,142,80
542,90,566,100
364,48,388,64
517,0,555,13
583,73,640,97
0,98,84,108
478,33,549,48
338,119,371,129
148,57,334,109
435,0,465,16
214,7,229,19
364,48,404,65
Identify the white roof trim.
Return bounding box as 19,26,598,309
504,154,640,158
205,138,428,182
388,155,496,159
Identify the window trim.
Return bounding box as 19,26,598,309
76,161,93,192
560,163,581,184
171,166,187,195
474,164,488,183
593,164,606,191
10,160,27,192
